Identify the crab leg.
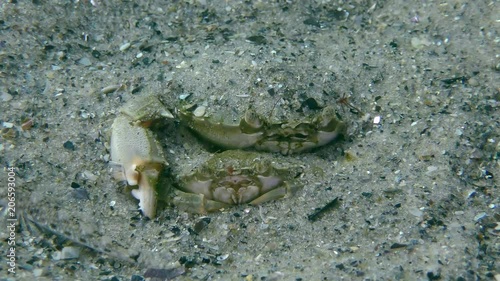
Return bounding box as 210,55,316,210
179,108,264,149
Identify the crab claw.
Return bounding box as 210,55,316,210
110,115,167,218
131,167,160,218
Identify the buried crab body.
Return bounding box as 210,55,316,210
174,150,302,213
110,94,346,218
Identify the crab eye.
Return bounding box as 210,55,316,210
240,109,264,133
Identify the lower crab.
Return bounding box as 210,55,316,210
173,150,303,214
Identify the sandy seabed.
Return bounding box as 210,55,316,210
0,1,498,280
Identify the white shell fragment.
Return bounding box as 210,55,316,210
101,84,123,94
119,42,131,51
193,106,206,117
53,246,81,260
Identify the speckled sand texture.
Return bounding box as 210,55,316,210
0,1,498,280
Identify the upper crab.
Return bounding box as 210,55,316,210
179,104,346,155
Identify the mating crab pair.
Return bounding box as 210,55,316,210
110,95,346,218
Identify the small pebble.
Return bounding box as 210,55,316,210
101,84,122,94
193,217,211,234
102,154,110,162
411,36,431,49
63,140,75,151
175,61,188,69
2,121,14,128
408,207,423,217
119,42,131,51
179,93,192,100
61,246,80,260
193,106,206,117
474,212,487,222
71,188,90,201
78,57,92,66
217,254,229,261
53,246,80,260
144,267,185,279
33,268,44,277
131,275,144,281
82,170,98,181
426,166,438,172
468,77,479,87
0,92,13,102
57,51,66,60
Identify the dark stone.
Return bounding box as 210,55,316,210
63,140,75,151
427,270,441,280
91,49,101,58
144,267,185,279
70,188,89,200
301,97,323,110
390,243,408,249
303,18,320,28
246,35,267,45
327,9,348,21
193,217,211,234
335,263,345,270
361,192,372,198
130,275,144,281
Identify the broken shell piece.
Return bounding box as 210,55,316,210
110,115,167,218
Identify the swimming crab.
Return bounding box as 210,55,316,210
173,150,303,214
110,94,346,218
179,104,347,155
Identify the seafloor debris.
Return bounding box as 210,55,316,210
307,197,341,222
